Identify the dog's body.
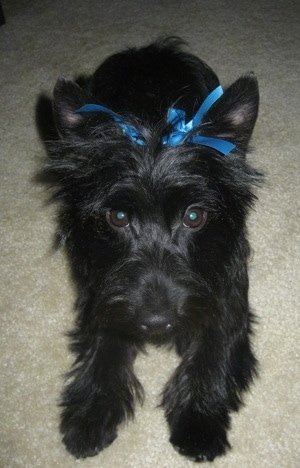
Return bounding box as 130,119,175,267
44,38,261,462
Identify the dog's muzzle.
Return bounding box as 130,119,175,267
133,273,181,336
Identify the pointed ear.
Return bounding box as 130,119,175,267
202,73,259,153
53,76,92,138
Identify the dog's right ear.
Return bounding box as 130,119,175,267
53,76,91,138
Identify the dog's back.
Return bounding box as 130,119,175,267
87,38,220,124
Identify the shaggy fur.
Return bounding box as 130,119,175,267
40,38,262,462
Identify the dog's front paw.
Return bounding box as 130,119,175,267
60,400,122,459
169,409,230,462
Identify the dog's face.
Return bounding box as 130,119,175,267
49,46,260,342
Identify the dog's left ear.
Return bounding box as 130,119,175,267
202,73,259,153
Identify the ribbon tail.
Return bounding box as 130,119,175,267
189,135,236,155
192,85,224,127
75,104,146,146
75,104,122,122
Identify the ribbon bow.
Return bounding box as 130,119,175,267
161,85,236,155
75,85,236,155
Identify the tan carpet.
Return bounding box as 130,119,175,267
0,0,299,466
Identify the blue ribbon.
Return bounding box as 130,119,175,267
75,103,146,145
161,86,236,155
75,85,236,155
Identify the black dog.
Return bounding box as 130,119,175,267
42,38,262,462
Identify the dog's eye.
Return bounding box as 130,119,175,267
106,210,130,229
182,207,207,230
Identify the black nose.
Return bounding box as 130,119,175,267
135,272,179,335
140,314,174,335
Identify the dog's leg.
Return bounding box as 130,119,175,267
60,333,143,458
162,329,256,462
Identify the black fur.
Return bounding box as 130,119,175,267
39,38,262,461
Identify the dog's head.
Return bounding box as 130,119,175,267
46,43,261,341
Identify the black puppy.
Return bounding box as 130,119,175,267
44,38,261,462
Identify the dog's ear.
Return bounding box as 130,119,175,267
52,76,92,138
202,73,259,153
